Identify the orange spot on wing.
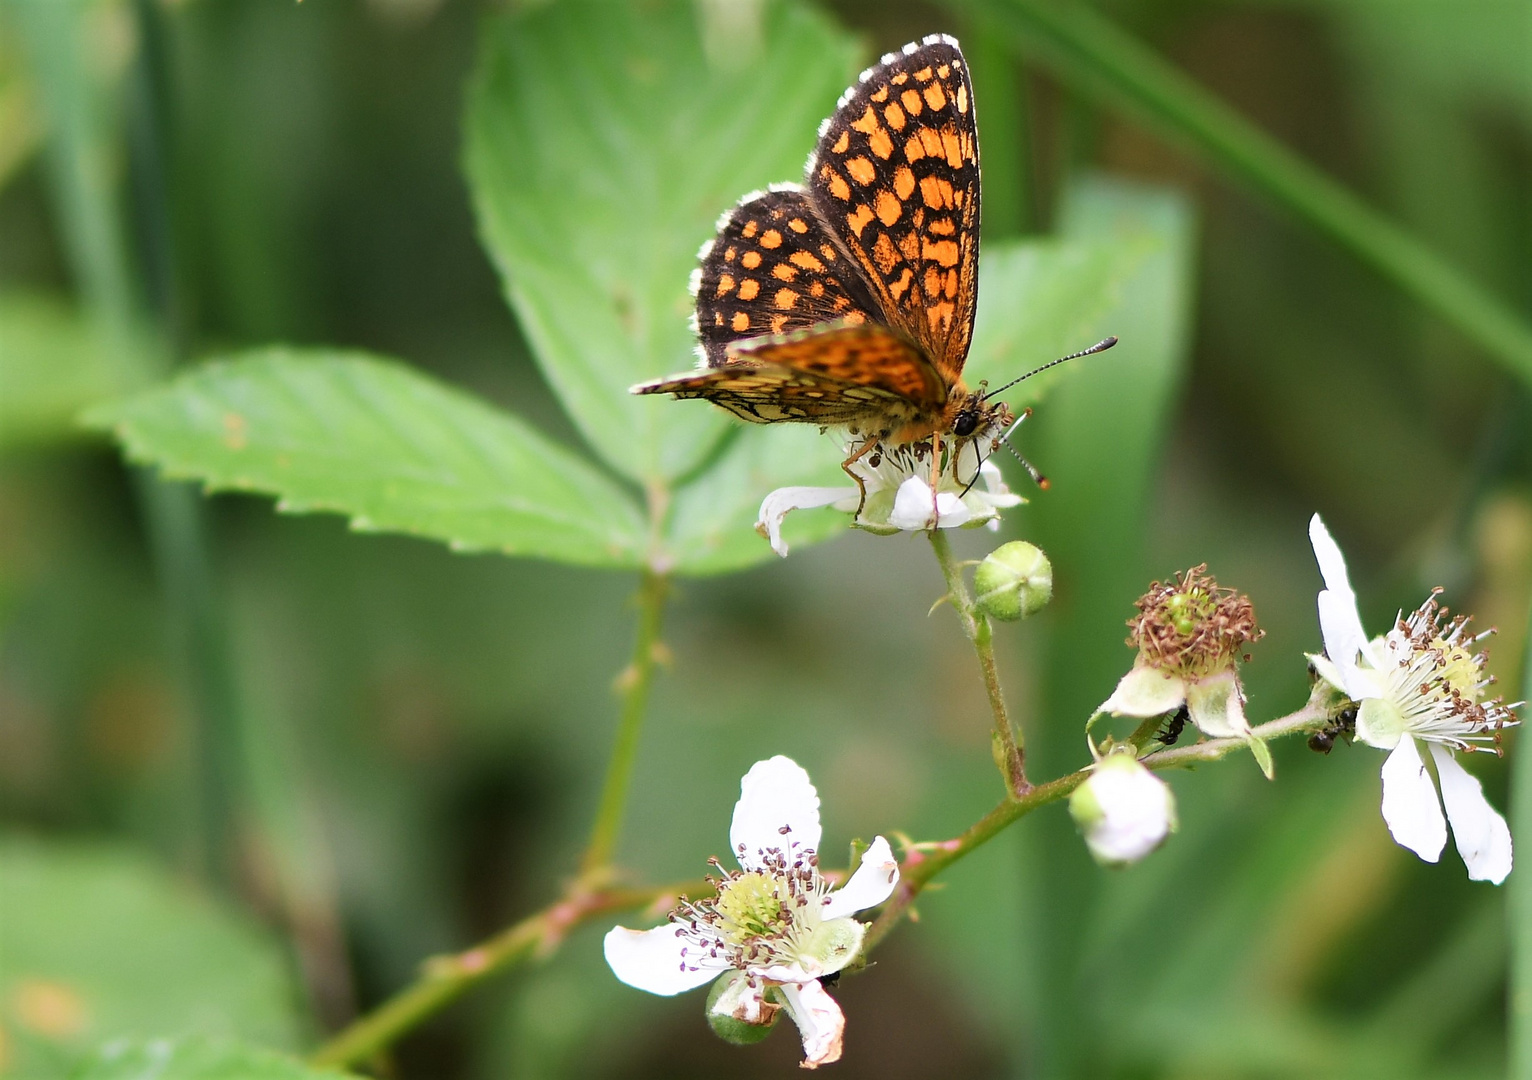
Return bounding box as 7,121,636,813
870,85,889,103
732,312,750,332
919,175,953,209
927,217,954,235
788,218,809,233
894,165,916,200
724,246,737,261
892,72,909,85
741,250,762,269
914,66,934,82
937,64,951,79
889,267,913,299
872,233,900,274
832,130,850,154
923,238,959,267
742,221,758,238
883,103,906,131
760,229,783,249
790,250,825,272
770,314,789,334
875,189,902,226
846,204,874,237
771,263,796,282
774,288,799,310
923,83,947,111
738,279,760,300
845,156,877,185
919,128,943,158
956,84,968,114
942,128,963,168
944,268,958,298
901,89,923,115
926,301,954,333
715,274,735,297
868,127,894,160
851,106,881,134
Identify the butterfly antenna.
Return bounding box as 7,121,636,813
999,408,1049,490
983,336,1118,401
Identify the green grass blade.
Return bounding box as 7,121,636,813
963,0,1532,389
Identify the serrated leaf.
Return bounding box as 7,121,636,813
71,1038,359,1080
83,349,647,568
0,836,306,1078
0,292,153,449
464,0,859,484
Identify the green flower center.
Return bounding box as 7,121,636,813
714,872,790,943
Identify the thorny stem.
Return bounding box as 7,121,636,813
928,530,1028,797
862,696,1330,954
308,879,707,1069
582,568,671,876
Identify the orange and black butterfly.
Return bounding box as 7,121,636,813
632,36,1003,498
633,34,1113,506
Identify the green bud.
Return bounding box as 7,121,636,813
974,541,1053,621
705,972,779,1046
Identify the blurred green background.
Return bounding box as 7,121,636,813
2,0,1530,1077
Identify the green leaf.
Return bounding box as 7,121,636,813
71,1038,359,1080
0,836,306,1078
84,349,648,568
464,0,859,484
0,292,152,449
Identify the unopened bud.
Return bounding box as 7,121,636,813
1069,752,1177,867
705,971,779,1046
974,541,1053,622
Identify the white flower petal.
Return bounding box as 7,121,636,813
1099,663,1187,718
779,980,845,1069
821,835,900,920
603,925,721,996
1072,755,1177,866
888,476,973,530
1379,735,1447,862
1430,743,1513,884
730,755,822,869
1309,515,1374,698
756,486,860,557
1185,670,1251,738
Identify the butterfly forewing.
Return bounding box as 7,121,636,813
694,187,881,367
807,37,981,382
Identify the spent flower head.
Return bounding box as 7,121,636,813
1100,566,1264,743
1308,514,1518,883
603,756,899,1068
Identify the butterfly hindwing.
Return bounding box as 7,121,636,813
634,324,942,431
694,187,881,367
807,36,981,383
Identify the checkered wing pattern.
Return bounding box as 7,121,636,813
808,37,981,382
633,324,940,427
694,187,881,368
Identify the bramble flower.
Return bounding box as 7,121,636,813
756,431,1022,557
1307,514,1518,883
603,756,899,1068
1070,751,1178,866
1099,566,1265,747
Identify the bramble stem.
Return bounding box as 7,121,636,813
308,879,705,1069
928,530,1028,797
863,697,1329,954
582,568,671,875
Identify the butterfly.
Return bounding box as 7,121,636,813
631,34,1008,509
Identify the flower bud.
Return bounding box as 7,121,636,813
974,541,1053,621
705,971,779,1046
1069,752,1177,866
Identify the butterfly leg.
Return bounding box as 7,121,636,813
841,434,881,519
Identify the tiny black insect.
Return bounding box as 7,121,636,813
1308,704,1358,755
1155,706,1190,746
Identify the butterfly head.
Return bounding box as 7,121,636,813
950,383,1014,440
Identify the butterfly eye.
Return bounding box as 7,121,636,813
953,411,979,437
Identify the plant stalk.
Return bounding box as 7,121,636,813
929,530,1028,796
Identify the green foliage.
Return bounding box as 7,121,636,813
463,0,858,484
0,835,306,1077
70,1038,358,1080
84,349,650,568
